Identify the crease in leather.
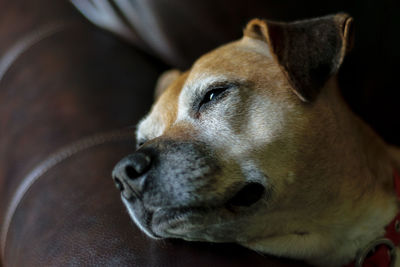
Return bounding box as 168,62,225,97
1,128,135,260
0,21,72,84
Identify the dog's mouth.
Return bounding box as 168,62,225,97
148,182,266,238
151,206,209,237
225,182,265,208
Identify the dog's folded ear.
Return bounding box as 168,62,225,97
244,14,354,102
154,69,182,100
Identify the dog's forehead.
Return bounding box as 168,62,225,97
138,38,280,140
187,38,273,83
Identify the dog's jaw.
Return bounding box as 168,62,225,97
121,182,271,243
242,192,398,267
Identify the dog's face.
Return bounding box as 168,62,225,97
113,14,353,257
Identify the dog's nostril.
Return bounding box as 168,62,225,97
125,165,139,179
114,177,124,192
124,153,151,179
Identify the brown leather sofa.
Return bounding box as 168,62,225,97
0,0,398,266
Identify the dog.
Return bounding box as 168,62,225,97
112,14,400,266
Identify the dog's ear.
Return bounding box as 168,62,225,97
154,69,182,100
244,14,354,102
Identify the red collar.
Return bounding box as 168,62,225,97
344,169,400,267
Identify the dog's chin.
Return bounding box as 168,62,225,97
123,199,233,242
122,182,266,242
151,206,224,240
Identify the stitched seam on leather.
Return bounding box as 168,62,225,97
1,128,135,260
0,22,70,84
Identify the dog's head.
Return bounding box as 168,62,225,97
113,14,353,258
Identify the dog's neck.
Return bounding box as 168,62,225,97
308,78,400,266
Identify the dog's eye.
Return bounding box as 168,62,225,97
206,89,222,102
199,87,228,109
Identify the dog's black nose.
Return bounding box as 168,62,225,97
112,151,152,199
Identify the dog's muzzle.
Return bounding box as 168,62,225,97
112,141,266,239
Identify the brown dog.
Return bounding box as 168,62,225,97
113,14,400,266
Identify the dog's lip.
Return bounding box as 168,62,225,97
149,183,266,234
151,206,211,236
152,206,209,226
122,197,163,239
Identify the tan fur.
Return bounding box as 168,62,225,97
133,17,400,266
137,72,189,143
154,69,182,100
